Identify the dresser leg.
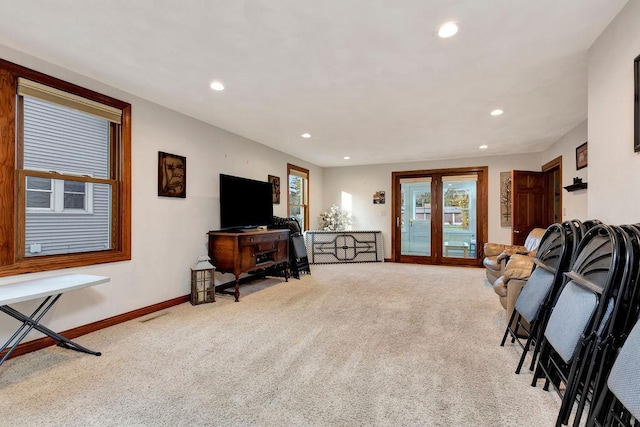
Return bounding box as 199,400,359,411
234,276,240,302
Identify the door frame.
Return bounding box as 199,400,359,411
541,156,562,225
391,166,488,266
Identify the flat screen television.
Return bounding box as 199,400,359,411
219,174,273,230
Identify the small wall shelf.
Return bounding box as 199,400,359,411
564,182,588,192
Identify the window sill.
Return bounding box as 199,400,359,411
0,250,131,277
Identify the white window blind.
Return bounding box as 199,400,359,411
18,78,122,124
289,168,308,180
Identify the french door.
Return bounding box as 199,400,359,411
392,167,487,266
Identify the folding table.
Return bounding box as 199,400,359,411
0,274,110,366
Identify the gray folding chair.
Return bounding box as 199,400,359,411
588,316,640,426
500,221,578,374
532,224,628,427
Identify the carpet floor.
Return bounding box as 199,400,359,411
0,263,563,426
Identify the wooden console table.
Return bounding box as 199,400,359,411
207,229,289,302
306,230,383,264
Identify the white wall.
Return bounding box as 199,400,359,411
541,120,588,221
588,1,640,224
0,44,323,344
322,153,542,257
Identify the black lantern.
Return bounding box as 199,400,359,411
190,256,216,305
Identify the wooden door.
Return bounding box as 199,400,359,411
391,167,487,266
511,171,548,246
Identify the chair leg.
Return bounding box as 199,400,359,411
529,341,541,372
557,349,589,427
516,320,537,374
500,309,518,347
529,308,550,372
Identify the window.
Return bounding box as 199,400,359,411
26,175,93,213
287,164,309,231
0,59,131,275
26,176,53,209
63,180,88,210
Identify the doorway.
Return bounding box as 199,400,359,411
542,156,562,225
509,158,561,245
392,167,488,266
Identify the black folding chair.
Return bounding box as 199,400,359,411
500,221,579,374
588,315,640,426
270,216,311,279
291,234,311,277
580,224,640,425
531,224,628,426
566,225,635,426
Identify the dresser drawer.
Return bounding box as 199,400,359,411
239,231,287,246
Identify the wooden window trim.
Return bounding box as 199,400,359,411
0,58,131,277
287,163,310,231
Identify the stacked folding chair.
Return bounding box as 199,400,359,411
570,225,640,425
270,216,311,279
500,221,579,374
586,224,640,426
531,224,631,426
588,314,640,426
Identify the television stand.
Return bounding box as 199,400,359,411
219,226,266,233
207,229,290,301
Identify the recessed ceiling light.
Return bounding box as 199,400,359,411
438,22,459,38
490,109,504,116
479,145,488,149
210,81,225,91
343,156,350,160
301,133,311,139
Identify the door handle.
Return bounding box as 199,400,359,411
410,219,414,226
513,230,521,234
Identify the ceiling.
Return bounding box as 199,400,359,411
0,1,629,167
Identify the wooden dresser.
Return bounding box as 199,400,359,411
207,229,289,301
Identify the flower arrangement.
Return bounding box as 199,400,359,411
318,204,351,231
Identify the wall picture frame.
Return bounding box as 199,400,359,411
499,172,512,227
158,151,186,198
576,142,588,170
634,53,640,152
268,175,280,204
373,191,385,204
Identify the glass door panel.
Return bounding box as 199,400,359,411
400,178,431,256
442,175,477,259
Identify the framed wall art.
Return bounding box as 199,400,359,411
373,191,385,204
635,53,640,152
268,175,280,204
576,142,588,170
500,172,512,227
158,151,186,198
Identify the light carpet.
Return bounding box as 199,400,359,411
0,263,561,426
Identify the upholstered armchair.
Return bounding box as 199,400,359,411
492,254,536,321
483,228,546,285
